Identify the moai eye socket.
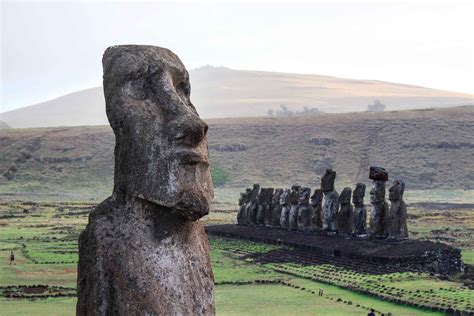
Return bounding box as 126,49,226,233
176,81,191,98
123,78,149,100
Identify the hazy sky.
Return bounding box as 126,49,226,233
1,1,473,112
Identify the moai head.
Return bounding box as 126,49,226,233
321,169,336,192
280,189,290,205
290,185,301,204
389,179,405,201
310,189,323,206
339,187,352,205
250,184,261,202
266,188,275,203
258,188,267,203
370,181,386,204
103,45,213,220
245,188,251,202
352,183,366,205
298,187,311,204
369,166,388,181
272,189,283,204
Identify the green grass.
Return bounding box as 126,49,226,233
0,201,472,315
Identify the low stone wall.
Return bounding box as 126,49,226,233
206,224,463,275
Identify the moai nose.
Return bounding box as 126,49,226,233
173,115,208,147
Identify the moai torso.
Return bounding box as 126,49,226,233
271,189,283,227
77,45,215,315
310,189,323,231
336,187,353,235
279,189,291,229
297,187,312,231
386,180,408,239
321,169,339,232
352,183,367,235
247,184,260,226
256,188,267,225
288,186,301,230
369,167,389,238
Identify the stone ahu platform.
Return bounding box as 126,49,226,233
206,224,463,275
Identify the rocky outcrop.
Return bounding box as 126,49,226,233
77,45,215,315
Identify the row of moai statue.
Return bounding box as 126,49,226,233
237,167,408,239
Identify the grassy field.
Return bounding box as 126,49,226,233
0,201,473,315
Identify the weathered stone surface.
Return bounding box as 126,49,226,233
247,184,260,226
237,188,251,225
310,189,323,230
279,189,291,228
263,188,275,227
321,169,336,192
270,189,283,227
386,180,408,239
288,186,301,229
322,190,339,232
297,187,312,231
77,45,215,315
336,187,353,235
369,166,388,181
352,183,367,235
369,180,388,238
256,188,267,225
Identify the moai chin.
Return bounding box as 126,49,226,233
369,166,389,238
386,180,408,239
247,184,260,225
352,183,367,236
288,185,301,230
279,189,291,229
77,45,215,315
310,189,323,231
321,169,339,232
297,187,312,231
271,189,284,227
237,188,251,225
336,187,353,235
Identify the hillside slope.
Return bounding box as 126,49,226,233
1,67,472,128
0,106,473,199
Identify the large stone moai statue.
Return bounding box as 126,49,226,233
279,189,291,228
386,180,408,239
263,188,275,227
369,166,389,238
237,189,251,225
336,187,353,235
288,185,301,230
77,46,215,315
352,183,367,236
321,169,339,232
296,187,312,231
310,189,323,231
256,188,267,225
247,184,260,225
270,189,283,227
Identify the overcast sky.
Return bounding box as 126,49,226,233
1,1,473,112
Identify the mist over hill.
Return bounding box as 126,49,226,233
1,67,472,128
1,106,473,201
